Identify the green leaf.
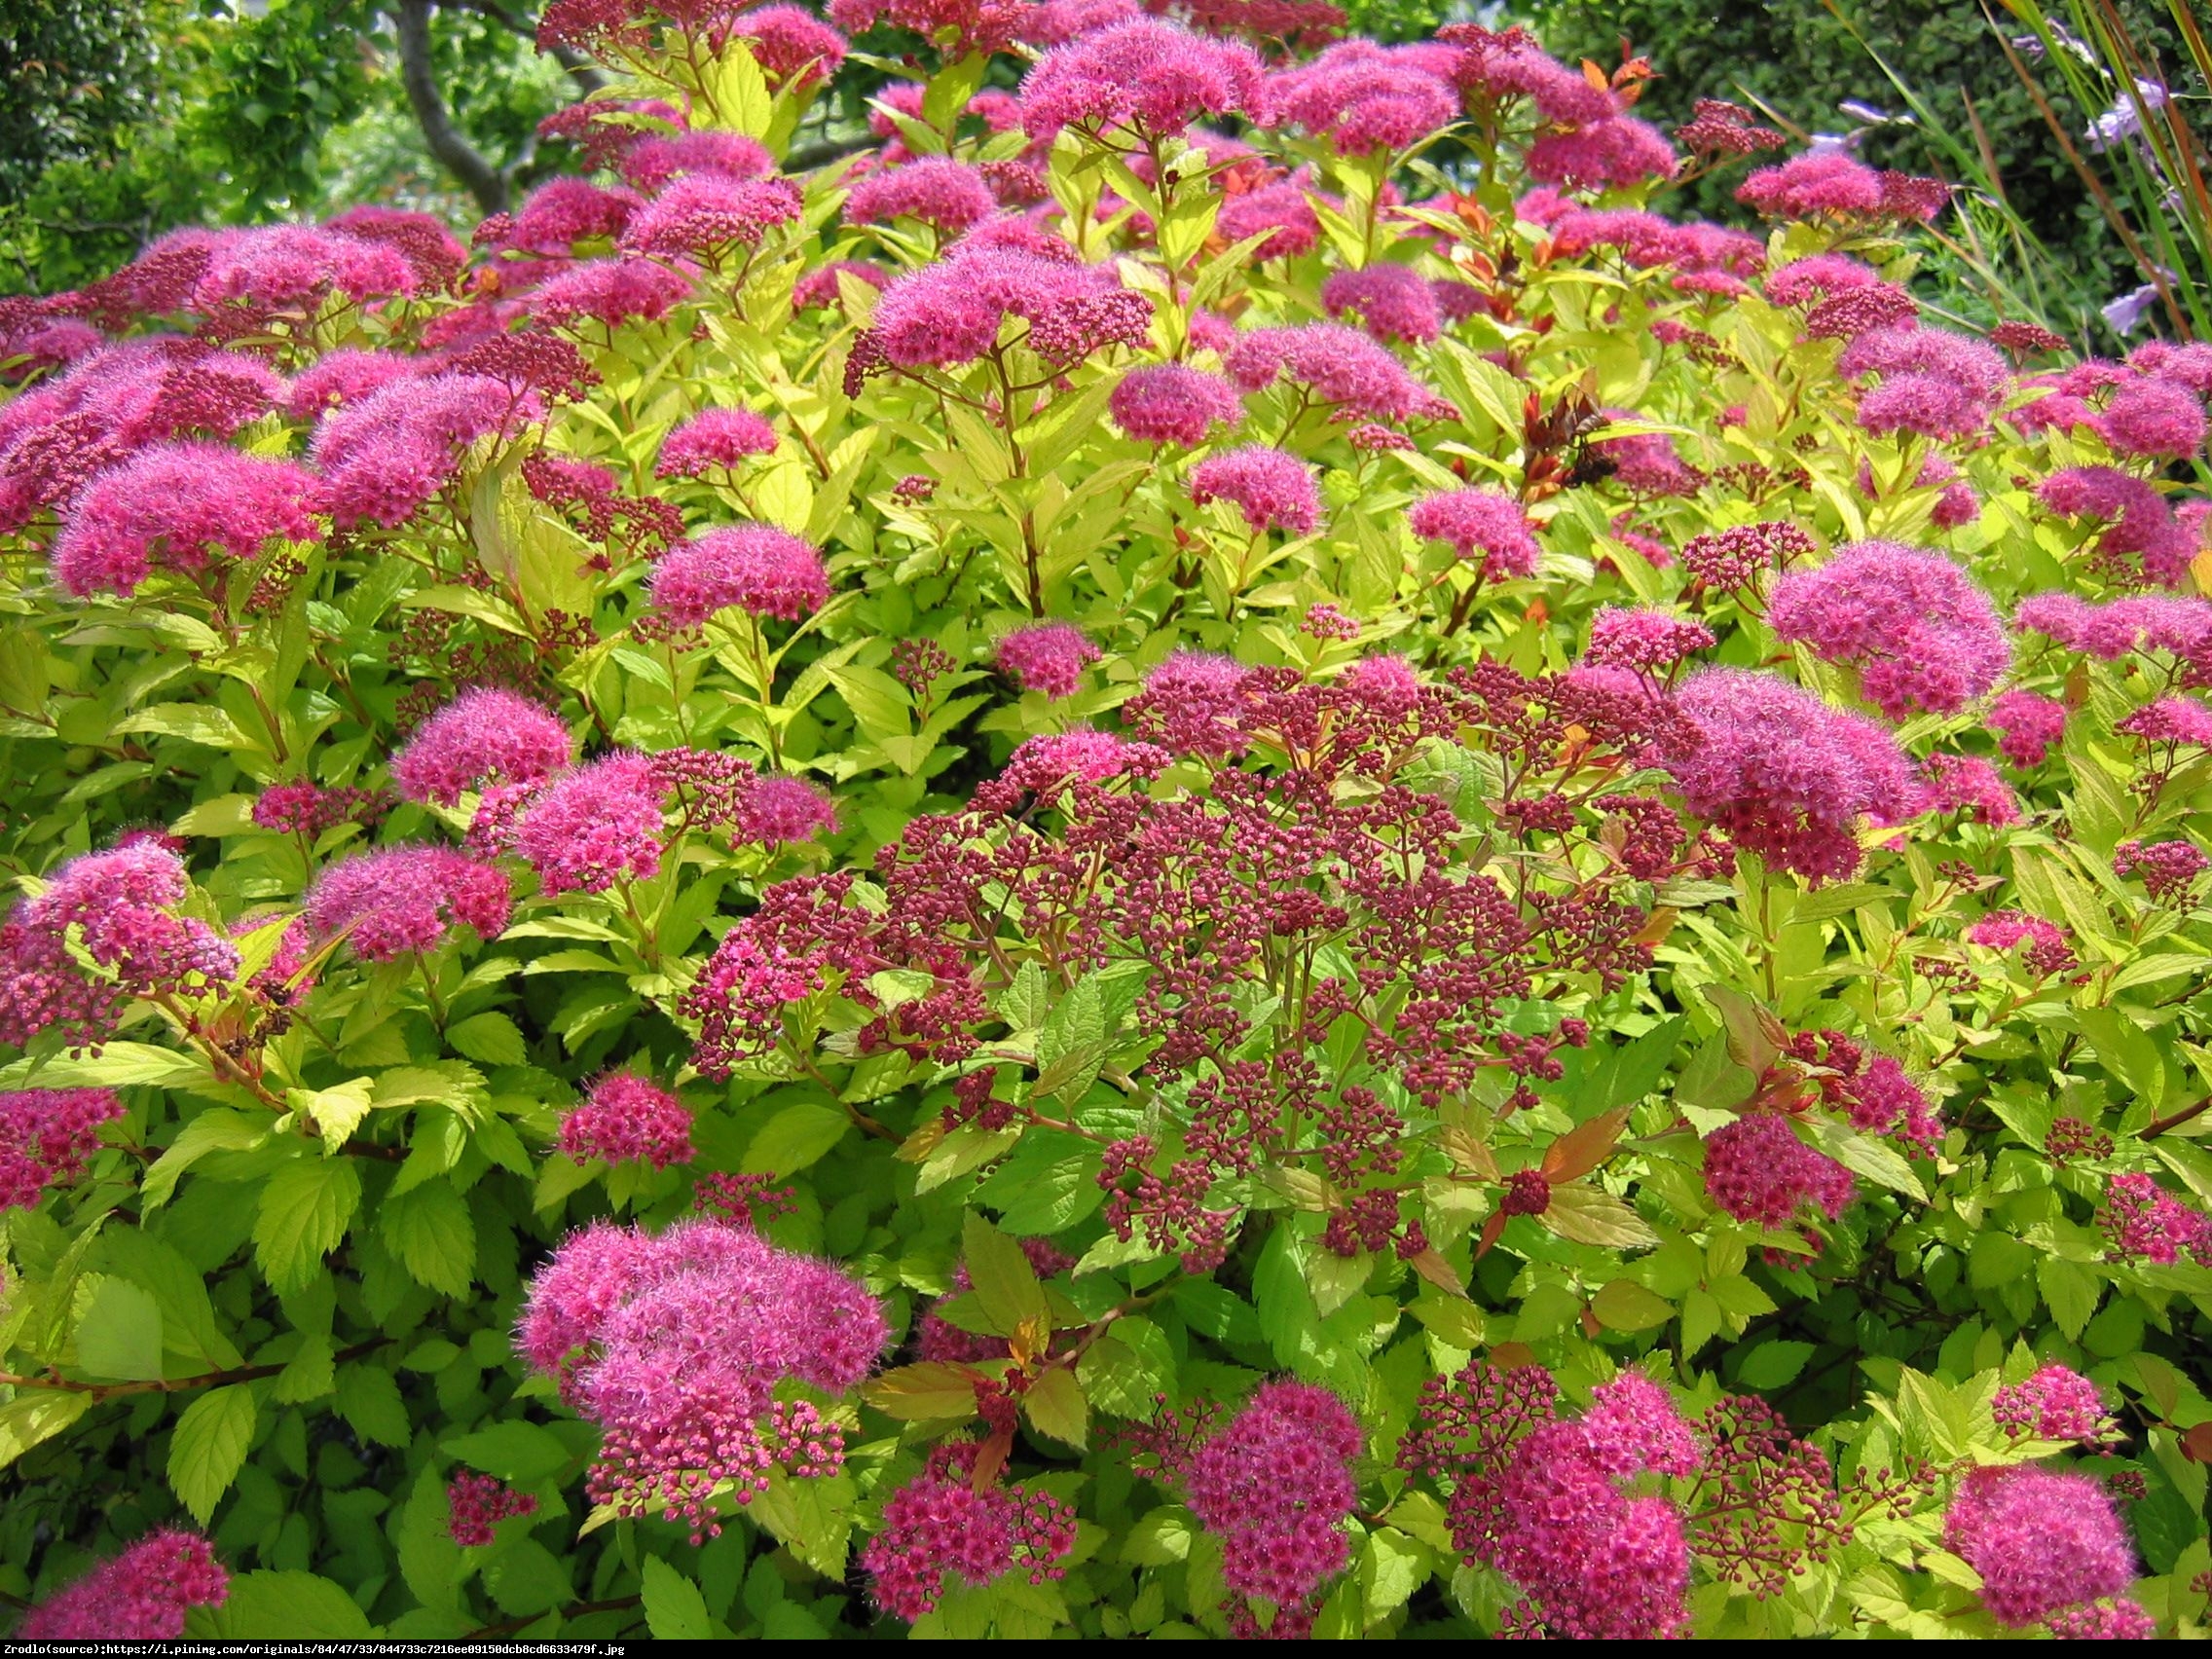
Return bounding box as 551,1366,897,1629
1590,1279,1674,1332
381,1181,476,1298
1736,1339,1817,1389
443,1420,574,1483
2037,1255,2102,1342
1033,973,1108,1106
1801,1117,1927,1201
294,1078,375,1149
1022,1365,1088,1448
863,1361,983,1420
168,1384,257,1524
973,1129,1104,1235
100,1229,240,1368
1538,1184,1660,1249
643,1556,715,1640
212,1571,373,1639
397,1465,461,1609
334,1363,410,1448
751,1467,855,1578
742,1100,849,1176
74,1276,165,1382
114,702,257,752
445,1011,528,1067
252,1157,361,1292
963,1211,1047,1338
0,1392,91,1472
483,1539,572,1617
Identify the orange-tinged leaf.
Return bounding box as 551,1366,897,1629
863,1361,985,1420
1490,1342,1540,1369
1631,906,1678,946
1581,58,1611,91
972,1426,1013,1491
1542,1105,1634,1183
1442,1124,1498,1181
1409,1247,1470,1298
1475,1208,1510,1260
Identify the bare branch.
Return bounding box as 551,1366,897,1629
394,0,509,214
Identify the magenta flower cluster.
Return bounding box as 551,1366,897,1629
1183,1380,1362,1631
0,1088,124,1211
861,1440,1078,1621
16,1530,229,1640
557,1072,695,1169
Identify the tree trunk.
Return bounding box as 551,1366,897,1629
393,0,507,215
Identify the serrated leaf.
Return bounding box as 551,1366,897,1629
252,1157,361,1292
742,1099,848,1176
1541,1106,1634,1182
335,1363,410,1448
1538,1183,1661,1248
74,1276,165,1382
963,1210,1047,1337
443,1420,574,1483
168,1384,257,1524
0,1391,91,1472
445,1012,528,1066
1801,1116,1926,1201
381,1181,476,1298
643,1556,714,1640
294,1078,375,1149
864,1361,985,1420
1590,1279,1674,1332
1736,1339,1817,1389
212,1571,373,1639
1022,1365,1088,1448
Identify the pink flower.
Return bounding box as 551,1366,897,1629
1702,1114,1856,1229
1968,909,2075,977
2129,338,2212,394
513,753,667,895
51,441,320,599
559,1072,694,1168
1261,40,1460,155
866,246,1152,372
1739,151,1945,221
305,845,512,961
447,1472,538,1546
738,775,838,845
996,622,1100,696
491,177,641,253
618,129,775,192
1185,1380,1362,1622
972,729,1170,812
845,158,997,235
1669,667,1916,882
1591,418,1702,496
1018,18,1263,141
1584,608,1714,676
2117,694,2212,751
1526,118,1678,191
16,1530,228,1640
1993,1365,2112,1446
1320,263,1442,345
0,1088,125,1212
730,4,848,88
650,525,830,627
526,257,695,328
189,224,417,320
1225,321,1438,423
1917,754,2020,827
2014,591,2212,659
284,348,419,420
310,373,534,532
1681,520,1813,590
1215,179,1322,260
1108,363,1243,446
2046,1600,2156,1640
389,688,572,807
1764,252,1882,306
0,843,240,1052
655,406,780,477
1990,691,2067,767
1841,324,2010,440
1189,445,1321,534
515,1218,887,1539
2097,375,2207,461
1768,540,2009,721
2033,466,2194,587
1945,1464,2140,1627
1408,488,1541,578
2115,837,2209,903
862,1441,1077,1622
2102,1171,2212,1266
1022,0,1142,48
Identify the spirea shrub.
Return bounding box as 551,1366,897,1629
0,0,2206,1642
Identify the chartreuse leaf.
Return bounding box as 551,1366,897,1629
0,1393,91,1473
643,1556,716,1640
252,1157,361,1292
963,1210,1047,1339
73,1276,164,1381
168,1384,257,1524
381,1181,475,1297
211,1572,374,1639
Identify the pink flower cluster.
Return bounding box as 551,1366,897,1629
1738,151,1948,223
1189,444,1321,534
1183,1381,1362,1632
0,842,240,1051
1967,910,2076,978
2102,1171,2212,1266
513,753,669,895
1018,18,1263,140
1408,487,1541,578
655,406,780,476
2033,467,2195,587
1990,690,2068,768
16,1530,229,1640
1701,1113,1856,1232
996,622,1100,697
1992,1365,2112,1446
1769,541,2009,721
557,1072,695,1168
52,441,320,599
1227,321,1441,424
2012,592,2212,663
0,1088,125,1211
390,688,573,808
446,1472,539,1546
1109,362,1244,446
304,845,512,962
1839,326,2009,441
864,244,1154,373
516,1218,886,1538
1944,1464,2140,1630
845,158,998,235
861,1440,1078,1622
649,525,831,626
2114,837,2209,903
1263,40,1461,156
1320,263,1442,345
310,373,536,532
1584,607,1714,677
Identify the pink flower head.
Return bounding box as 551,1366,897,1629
1916,753,2020,827
1737,150,1940,221
1702,1113,1856,1229
389,688,572,807
1320,263,1443,345
649,525,830,626
189,224,417,322
655,406,780,477
0,843,240,1052
305,845,512,961
1763,252,1881,306
2098,375,2207,461
310,373,534,532
2014,591,2212,660
1225,321,1438,423
618,129,775,192
1189,445,1321,534
1945,1464,2140,1627
1591,417,1701,496
1585,608,1714,676
1261,40,1460,155
16,1530,228,1640
1185,1380,1362,1618
2115,837,2209,903
1768,540,2009,721
793,258,888,312
2103,1170,2212,1266
738,775,838,845
1018,18,1264,141
1121,649,1263,758
560,1072,694,1168
1215,178,1323,260
1109,362,1243,446
2033,466,2195,587
284,348,419,421
0,1088,125,1212
1839,325,2010,441
1526,118,1679,191
1989,690,2067,768
50,441,320,599
447,1472,538,1546
730,4,848,88
514,1217,887,1537
845,158,997,235
1680,520,1813,590
493,177,641,254
1408,488,1541,578
996,621,1100,697
1993,1365,2113,1446
862,1440,1077,1622
1022,0,1142,48
525,257,694,330
616,172,803,262
823,0,1028,56
972,728,1171,812
1967,909,2074,977
865,246,1153,373
1669,667,1916,882
513,753,667,896
2117,694,2212,751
